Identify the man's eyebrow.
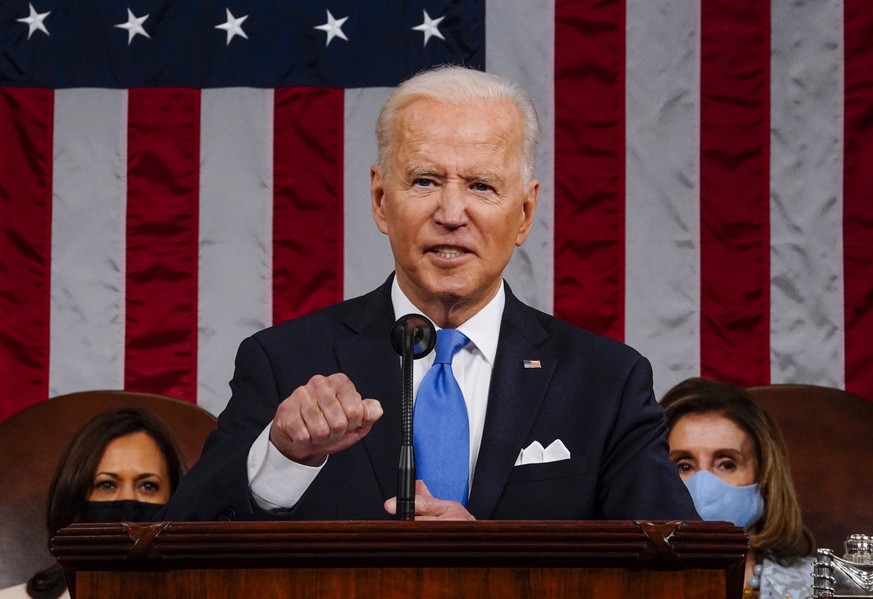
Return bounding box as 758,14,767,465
409,167,441,176
464,172,498,181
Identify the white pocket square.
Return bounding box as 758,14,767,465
514,439,571,466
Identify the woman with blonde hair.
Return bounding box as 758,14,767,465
661,377,814,599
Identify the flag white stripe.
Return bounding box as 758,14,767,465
487,0,555,314
769,0,845,388
50,88,127,397
198,88,274,415
343,87,394,300
625,0,702,398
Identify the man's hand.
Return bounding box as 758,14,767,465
269,373,383,466
384,480,476,520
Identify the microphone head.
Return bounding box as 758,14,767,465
391,314,436,359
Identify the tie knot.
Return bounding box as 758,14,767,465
434,329,469,364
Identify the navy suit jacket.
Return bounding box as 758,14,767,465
162,276,698,521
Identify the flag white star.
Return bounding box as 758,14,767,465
412,9,445,46
314,10,349,46
215,8,249,46
114,8,150,45
17,3,50,39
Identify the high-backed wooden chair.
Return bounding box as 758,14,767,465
747,384,873,553
0,390,217,590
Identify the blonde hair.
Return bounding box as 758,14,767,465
376,65,540,184
661,377,814,559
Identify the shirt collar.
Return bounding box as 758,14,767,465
391,277,504,367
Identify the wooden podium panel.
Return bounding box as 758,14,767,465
52,520,747,598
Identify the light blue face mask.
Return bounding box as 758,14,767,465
683,469,765,529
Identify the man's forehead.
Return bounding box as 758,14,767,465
397,96,520,127
394,106,522,154
399,139,519,172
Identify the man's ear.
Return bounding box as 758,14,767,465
371,164,389,235
515,179,539,246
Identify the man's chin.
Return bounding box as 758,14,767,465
426,282,493,312
400,269,492,307
425,275,477,302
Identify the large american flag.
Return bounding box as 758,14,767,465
1,0,871,422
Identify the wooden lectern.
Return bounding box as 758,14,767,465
52,520,747,598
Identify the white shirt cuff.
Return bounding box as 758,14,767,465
247,422,325,511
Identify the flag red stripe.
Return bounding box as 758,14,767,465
843,0,873,400
273,87,344,323
124,88,200,403
0,88,53,419
554,0,626,340
699,2,771,385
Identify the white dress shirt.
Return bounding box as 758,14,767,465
247,279,504,510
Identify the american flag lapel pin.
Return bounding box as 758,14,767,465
523,359,542,369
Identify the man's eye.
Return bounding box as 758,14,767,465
472,182,492,192
414,178,434,187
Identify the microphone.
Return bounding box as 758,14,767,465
391,314,436,520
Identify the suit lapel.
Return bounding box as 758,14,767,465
333,279,403,501
467,290,556,519
330,279,557,513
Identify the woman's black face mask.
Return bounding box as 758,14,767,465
78,500,163,523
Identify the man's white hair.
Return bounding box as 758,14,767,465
376,65,540,184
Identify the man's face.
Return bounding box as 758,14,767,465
371,96,538,326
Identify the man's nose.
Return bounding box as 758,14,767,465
434,183,467,226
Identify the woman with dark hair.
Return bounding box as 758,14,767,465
661,377,815,599
0,408,185,599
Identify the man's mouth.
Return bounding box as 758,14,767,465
432,246,465,259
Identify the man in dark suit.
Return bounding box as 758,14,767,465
162,66,698,522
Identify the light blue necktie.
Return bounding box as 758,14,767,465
413,328,470,505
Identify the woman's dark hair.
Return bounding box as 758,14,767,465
661,377,813,559
27,407,185,598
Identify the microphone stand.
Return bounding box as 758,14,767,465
397,329,416,520
391,314,435,521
